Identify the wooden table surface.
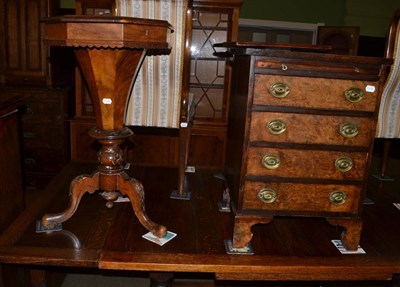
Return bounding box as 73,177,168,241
1,161,400,281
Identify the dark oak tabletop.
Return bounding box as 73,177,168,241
1,161,400,281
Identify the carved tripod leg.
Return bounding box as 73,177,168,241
327,217,363,251
233,215,273,248
42,172,100,228
117,172,167,238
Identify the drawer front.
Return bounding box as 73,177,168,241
246,147,367,180
24,172,57,190
6,88,66,124
22,100,63,123
253,74,378,112
23,124,64,149
250,112,373,147
24,147,66,173
242,181,361,213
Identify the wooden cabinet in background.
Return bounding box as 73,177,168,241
2,87,71,190
187,0,242,168
0,0,75,190
0,0,49,86
189,0,241,124
0,94,26,287
0,94,24,233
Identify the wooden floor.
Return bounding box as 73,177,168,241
2,140,400,286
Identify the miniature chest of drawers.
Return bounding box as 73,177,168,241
223,43,390,251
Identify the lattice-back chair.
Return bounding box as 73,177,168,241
375,9,400,180
116,0,194,199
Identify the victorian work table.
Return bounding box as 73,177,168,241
217,42,392,251
39,15,172,238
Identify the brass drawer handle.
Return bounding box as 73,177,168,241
339,123,358,138
267,119,286,135
335,156,353,172
269,82,290,98
24,157,37,165
329,190,347,205
258,188,277,203
26,107,34,114
262,154,280,169
23,132,36,139
344,87,364,103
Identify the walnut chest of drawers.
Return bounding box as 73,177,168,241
0,87,71,190
223,44,390,251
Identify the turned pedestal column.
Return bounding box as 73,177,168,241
41,15,173,238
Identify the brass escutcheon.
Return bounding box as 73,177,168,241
262,154,281,169
329,190,347,205
344,87,364,103
258,188,277,203
339,123,359,138
267,119,286,135
335,156,353,172
269,82,290,98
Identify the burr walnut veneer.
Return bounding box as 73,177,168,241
40,15,172,238
221,42,391,251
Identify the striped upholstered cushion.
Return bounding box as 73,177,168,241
118,0,188,128
376,21,400,138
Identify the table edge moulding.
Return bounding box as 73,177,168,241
40,15,173,238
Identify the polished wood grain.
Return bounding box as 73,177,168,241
241,181,361,213
43,15,172,50
253,75,379,112
249,111,374,146
1,160,400,282
246,147,367,180
74,48,145,130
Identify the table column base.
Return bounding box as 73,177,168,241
41,127,167,238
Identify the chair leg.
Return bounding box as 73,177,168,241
380,139,392,177
373,139,394,181
170,124,192,200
